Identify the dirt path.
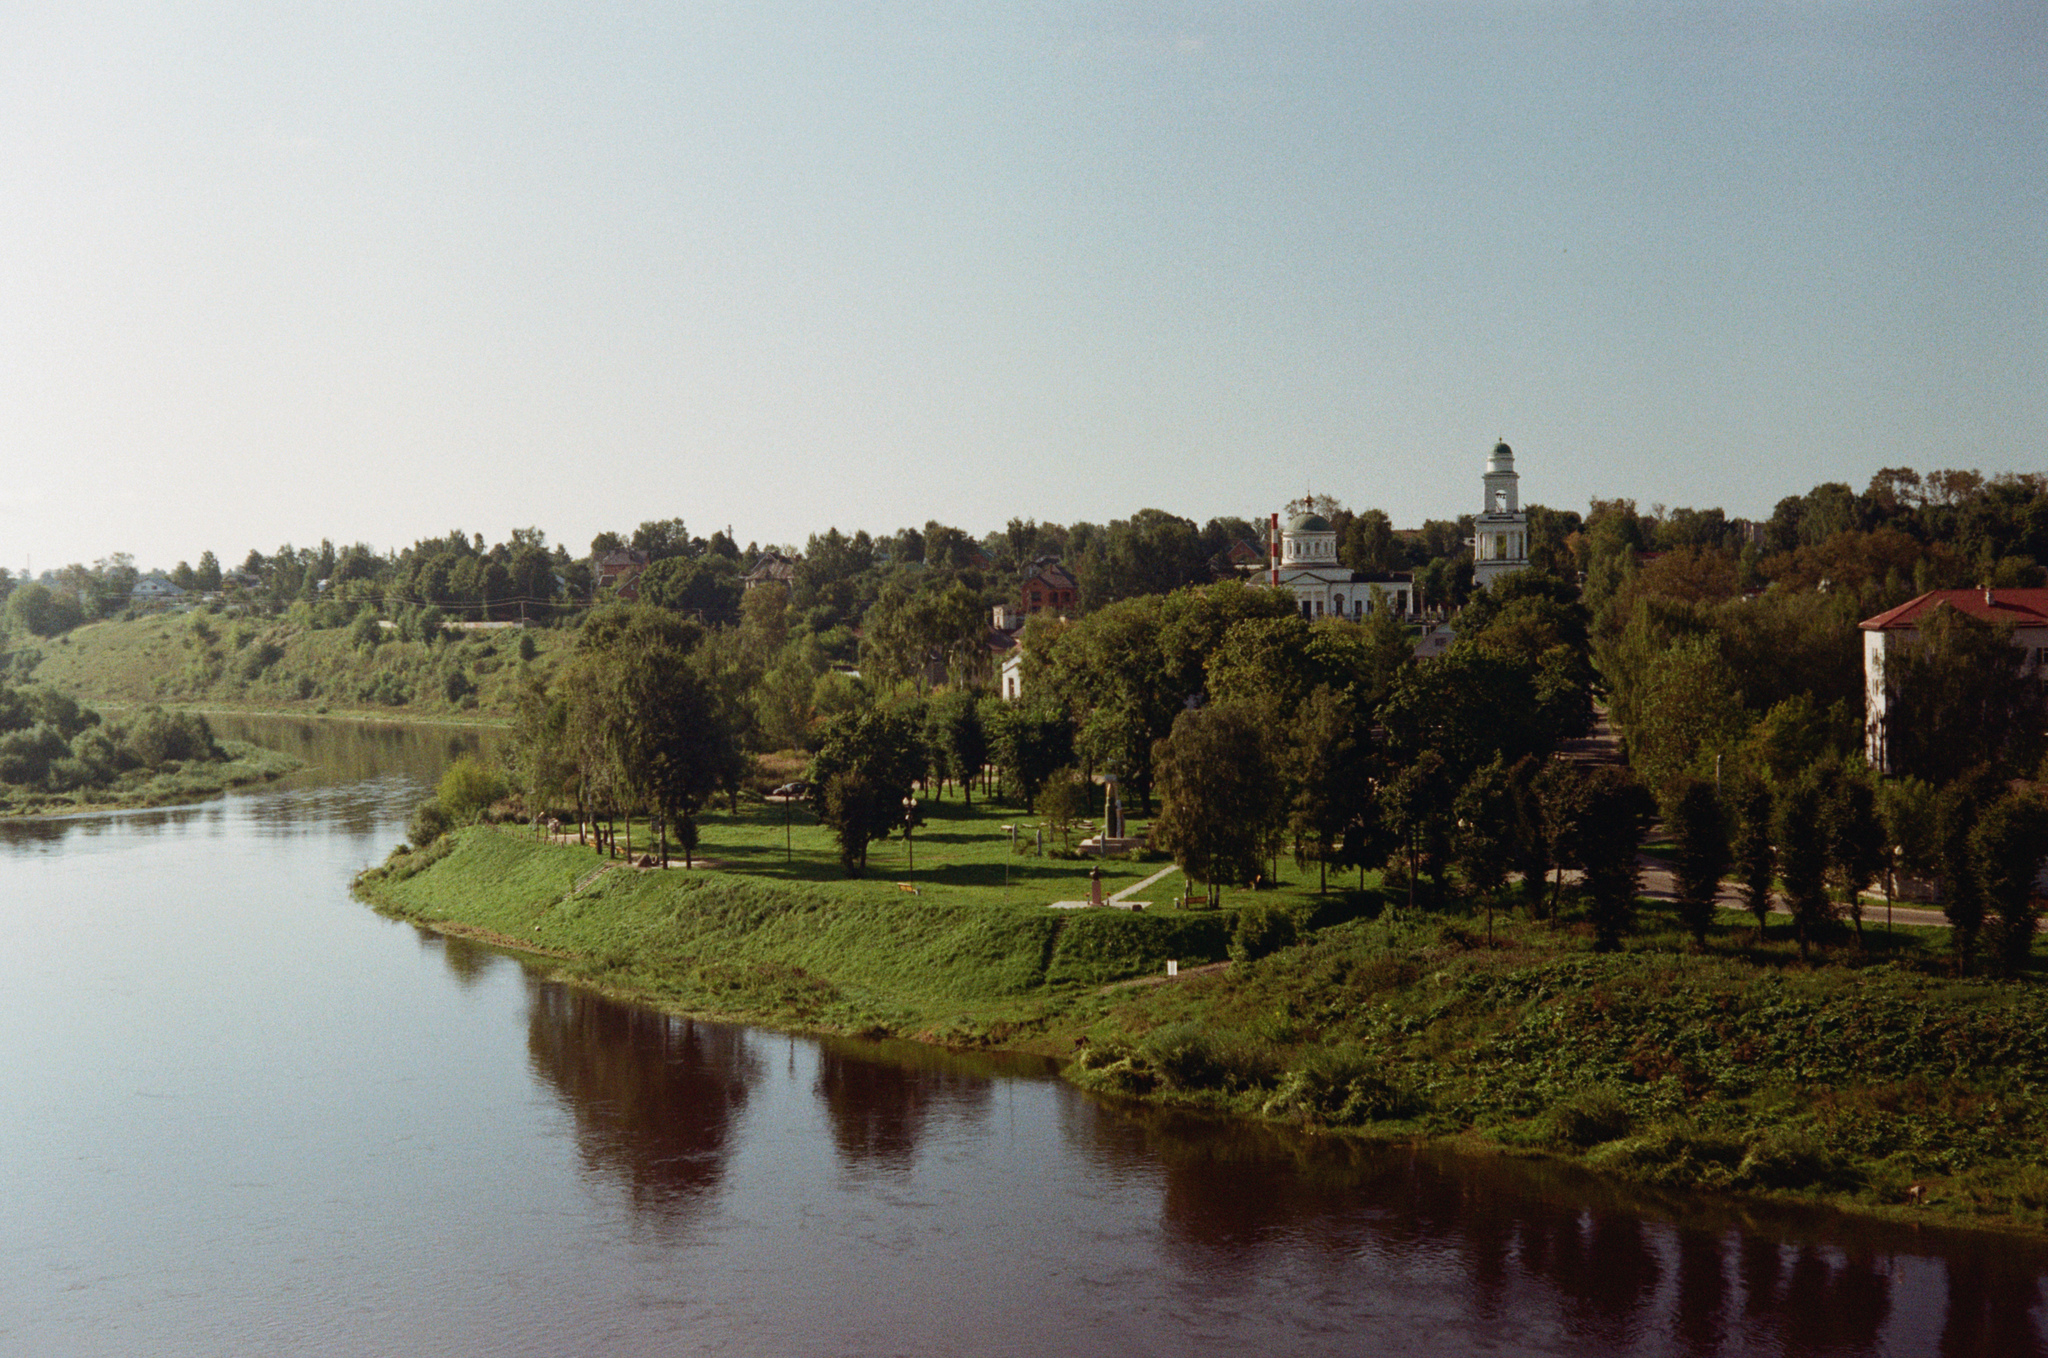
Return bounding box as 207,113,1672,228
1098,960,1233,994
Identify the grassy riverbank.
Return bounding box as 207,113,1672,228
13,612,573,721
0,739,301,816
354,792,2048,1237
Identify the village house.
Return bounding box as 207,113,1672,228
1859,587,2048,773
595,549,649,600
130,574,187,606
1020,557,1077,615
742,550,799,593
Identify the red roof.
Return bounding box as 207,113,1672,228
1860,589,2048,632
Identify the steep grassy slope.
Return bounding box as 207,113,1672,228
19,612,574,720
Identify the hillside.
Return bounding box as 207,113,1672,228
13,612,576,721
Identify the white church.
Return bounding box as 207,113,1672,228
1264,439,1529,619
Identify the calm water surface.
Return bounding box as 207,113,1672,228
2,714,2044,1356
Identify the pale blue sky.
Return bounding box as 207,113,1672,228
3,2,2042,572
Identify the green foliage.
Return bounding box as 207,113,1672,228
349,611,383,651
1668,776,1731,945
1032,767,1086,846
1229,900,1299,963
1152,702,1281,904
1732,776,1776,939
1543,1088,1633,1148
5,583,85,638
1261,1045,1417,1126
408,799,454,847
809,706,926,875
437,755,506,823
1773,773,1832,958
1821,765,1885,940
982,698,1072,807
1577,766,1655,951
1970,790,2048,977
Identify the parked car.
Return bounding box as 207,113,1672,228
770,781,816,800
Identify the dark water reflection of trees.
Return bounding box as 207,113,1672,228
811,1037,1010,1173
1065,1100,2048,1356
523,981,761,1224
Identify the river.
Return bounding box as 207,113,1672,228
2,713,2043,1356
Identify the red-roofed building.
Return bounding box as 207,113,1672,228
1021,559,1077,615
596,549,650,600
1860,588,2048,772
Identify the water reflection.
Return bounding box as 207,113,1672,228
420,928,503,989
0,712,496,850
1063,1100,2048,1355
812,1037,1001,1174
524,982,760,1222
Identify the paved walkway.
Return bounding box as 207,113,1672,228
1050,862,1181,910
1633,853,1951,929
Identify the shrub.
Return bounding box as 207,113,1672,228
437,755,505,823
1585,1124,1746,1188
517,632,538,662
349,612,382,651
1544,1087,1633,1148
0,724,71,786
120,707,218,768
1137,1023,1281,1093
241,640,285,681
443,669,476,704
1735,1129,1845,1191
407,799,453,847
1229,901,1299,963
358,672,411,706
1263,1045,1416,1125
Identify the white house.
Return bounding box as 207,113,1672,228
1860,588,2048,773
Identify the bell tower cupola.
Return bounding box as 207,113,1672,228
1472,439,1531,591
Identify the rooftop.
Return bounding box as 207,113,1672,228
1859,588,2048,631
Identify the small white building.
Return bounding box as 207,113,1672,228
1471,440,1530,591
1860,588,2048,773
1000,651,1025,701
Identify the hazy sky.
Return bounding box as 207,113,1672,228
3,1,2042,573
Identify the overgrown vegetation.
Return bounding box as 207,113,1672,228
0,677,297,814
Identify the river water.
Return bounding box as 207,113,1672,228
2,714,2044,1356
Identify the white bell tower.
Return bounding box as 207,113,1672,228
1472,440,1530,591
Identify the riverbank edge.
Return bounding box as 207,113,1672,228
0,740,304,819
354,828,2048,1244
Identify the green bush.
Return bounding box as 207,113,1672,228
1137,1023,1281,1092
358,672,410,706
1229,900,1299,963
241,640,285,680
437,755,505,822
443,669,476,704
1263,1044,1417,1125
1543,1088,1633,1148
407,799,453,847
